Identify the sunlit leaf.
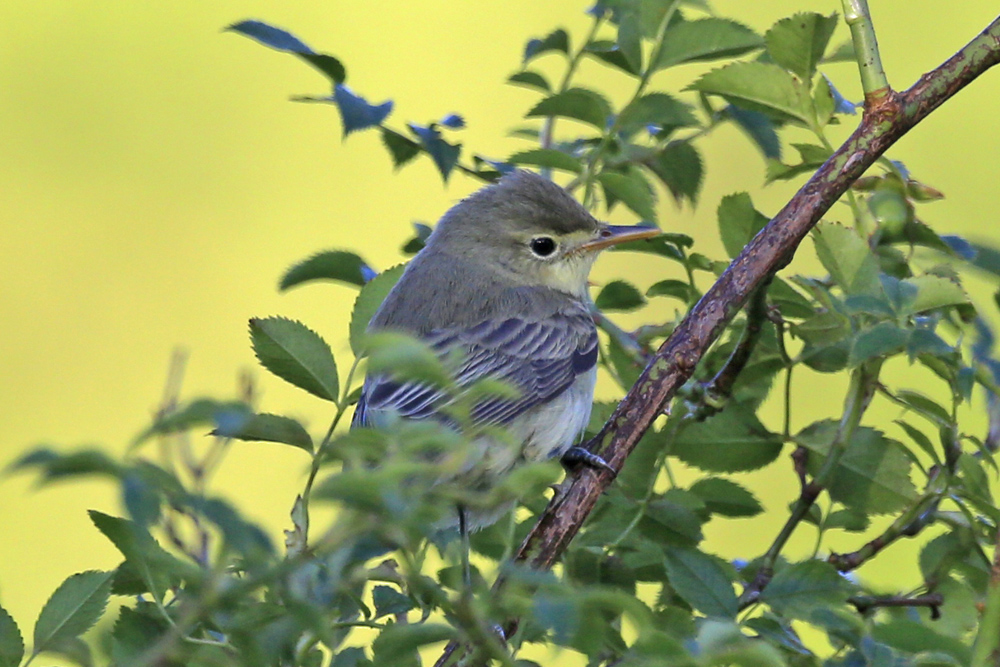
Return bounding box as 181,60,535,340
655,19,763,70
250,317,339,402
34,571,113,655
765,12,839,81
689,62,811,124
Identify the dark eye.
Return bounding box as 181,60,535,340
530,236,557,257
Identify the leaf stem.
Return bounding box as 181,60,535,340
841,0,891,99
540,14,606,153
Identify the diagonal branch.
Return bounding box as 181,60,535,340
436,14,1000,666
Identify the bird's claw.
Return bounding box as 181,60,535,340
562,446,616,476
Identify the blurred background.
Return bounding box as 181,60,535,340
1,0,998,644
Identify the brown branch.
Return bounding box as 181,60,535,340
435,15,1000,666
848,593,944,618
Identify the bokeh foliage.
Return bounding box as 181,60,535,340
3,2,999,666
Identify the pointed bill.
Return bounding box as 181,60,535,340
577,224,660,252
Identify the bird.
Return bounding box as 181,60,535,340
351,170,658,557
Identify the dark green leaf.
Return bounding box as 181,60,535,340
689,62,810,124
371,623,454,664
812,221,881,295
617,9,643,72
599,169,658,220
6,448,121,483
34,571,113,654
524,29,569,63
331,647,370,667
647,279,695,302
663,547,738,618
407,123,461,182
718,192,769,258
689,478,763,517
872,619,971,664
132,398,252,446
595,280,646,312
372,586,414,618
896,390,952,426
761,560,853,618
902,275,968,314
381,128,421,170
333,85,392,136
527,88,612,130
110,606,169,667
726,106,781,160
195,497,274,557
642,493,705,546
646,141,703,205
849,322,909,365
250,317,339,401
768,278,815,319
825,508,869,532
280,250,374,290
221,412,313,453
765,13,839,81
89,511,186,599
584,39,639,75
507,70,551,92
618,93,698,134
350,263,406,356
655,19,763,70
672,405,782,472
508,148,582,174
796,421,918,514
0,605,23,667
227,21,346,84
894,420,940,464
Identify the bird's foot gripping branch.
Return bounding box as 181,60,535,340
5,4,1000,667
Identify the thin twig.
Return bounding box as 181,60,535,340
848,593,944,617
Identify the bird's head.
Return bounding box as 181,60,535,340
426,170,659,298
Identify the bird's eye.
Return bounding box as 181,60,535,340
529,236,557,257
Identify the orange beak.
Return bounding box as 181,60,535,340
577,224,660,253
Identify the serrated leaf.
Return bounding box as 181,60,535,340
350,264,406,356
849,322,909,365
0,605,23,667
598,170,657,221
618,93,698,134
333,84,392,136
89,511,186,600
663,547,737,618
765,13,839,81
222,413,313,453
812,221,881,296
372,586,415,618
689,478,763,517
617,9,643,72
689,62,811,124
761,560,852,618
643,493,705,546
110,606,169,667
226,20,346,84
646,141,703,205
527,88,611,130
655,18,763,70
508,148,582,174
584,40,639,75
280,250,374,290
507,70,550,92
381,128,421,170
595,280,646,312
671,405,782,472
407,123,461,182
524,28,569,63
34,571,113,654
902,275,969,314
718,192,769,258
250,317,339,401
796,421,918,514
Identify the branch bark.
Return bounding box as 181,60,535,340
436,14,1000,666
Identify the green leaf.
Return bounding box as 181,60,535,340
663,547,738,619
227,21,346,84
507,70,550,92
33,571,113,655
524,29,569,63
508,148,582,174
646,141,703,206
6,448,122,484
0,605,23,667
364,332,453,388
894,420,940,464
689,62,811,124
617,93,698,134
902,275,969,314
718,192,769,258
655,18,763,70
689,478,763,517
672,405,782,472
89,511,186,600
872,619,971,664
647,279,695,303
221,412,313,453
598,170,657,221
372,586,414,619
642,492,705,546
796,421,918,514
812,221,881,295
765,13,839,81
849,322,909,365
111,606,169,667
371,623,454,664
250,316,339,401
595,280,646,312
617,9,643,72
333,84,393,136
407,123,460,182
761,560,852,619
896,390,952,426
527,88,611,130
350,263,406,356
280,250,373,290
825,508,869,532
381,128,421,170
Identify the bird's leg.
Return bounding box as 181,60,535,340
458,504,471,594
561,446,616,476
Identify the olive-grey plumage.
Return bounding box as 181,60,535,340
352,170,658,529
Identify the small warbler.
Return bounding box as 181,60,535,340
352,170,658,536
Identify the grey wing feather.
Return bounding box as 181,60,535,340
352,308,597,429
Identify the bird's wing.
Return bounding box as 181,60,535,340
352,307,597,429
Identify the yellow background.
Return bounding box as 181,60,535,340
1,0,999,651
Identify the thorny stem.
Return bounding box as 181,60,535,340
841,0,891,99
740,361,881,608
